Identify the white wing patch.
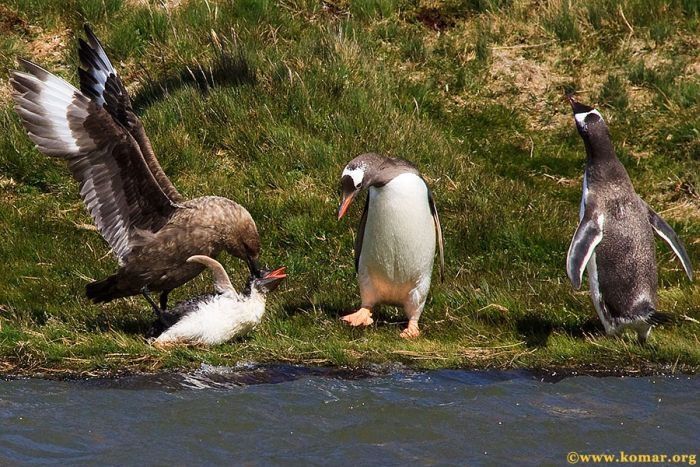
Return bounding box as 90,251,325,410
87,69,109,107
80,27,120,107
12,71,82,154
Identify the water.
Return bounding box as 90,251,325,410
0,365,698,465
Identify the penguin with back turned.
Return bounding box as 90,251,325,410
337,153,444,338
565,96,693,342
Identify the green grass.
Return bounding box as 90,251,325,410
0,0,698,377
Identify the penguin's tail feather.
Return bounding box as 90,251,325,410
644,309,675,326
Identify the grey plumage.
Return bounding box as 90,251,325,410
566,96,692,342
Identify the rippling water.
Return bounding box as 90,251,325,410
1,365,698,465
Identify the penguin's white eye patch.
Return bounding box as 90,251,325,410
342,166,365,188
574,109,603,128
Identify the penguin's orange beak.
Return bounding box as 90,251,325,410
337,191,357,220
257,266,286,293
263,266,287,280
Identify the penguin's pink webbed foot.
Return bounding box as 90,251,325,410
400,320,420,339
341,307,374,327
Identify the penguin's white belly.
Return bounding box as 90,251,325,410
359,173,436,306
155,295,266,345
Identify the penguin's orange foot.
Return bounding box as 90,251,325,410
341,307,374,327
400,320,420,339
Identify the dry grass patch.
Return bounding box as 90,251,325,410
26,26,72,68
660,201,700,223
0,82,12,104
125,0,187,11
0,4,28,35
627,85,656,110
488,47,568,130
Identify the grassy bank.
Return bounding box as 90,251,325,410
0,0,699,378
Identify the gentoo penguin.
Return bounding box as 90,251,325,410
148,255,286,346
10,26,264,310
337,153,444,338
566,95,693,342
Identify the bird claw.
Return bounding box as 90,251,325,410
140,287,163,316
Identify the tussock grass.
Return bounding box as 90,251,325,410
0,0,698,377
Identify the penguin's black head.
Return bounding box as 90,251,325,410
244,266,287,296
337,153,383,219
567,95,607,139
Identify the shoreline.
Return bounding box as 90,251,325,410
2,311,698,381
1,358,697,382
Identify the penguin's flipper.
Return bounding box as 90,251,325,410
427,187,445,282
354,194,369,272
645,203,693,280
567,207,604,290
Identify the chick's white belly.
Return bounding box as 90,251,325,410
155,296,265,345
359,174,436,306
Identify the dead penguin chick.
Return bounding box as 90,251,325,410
151,256,286,347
